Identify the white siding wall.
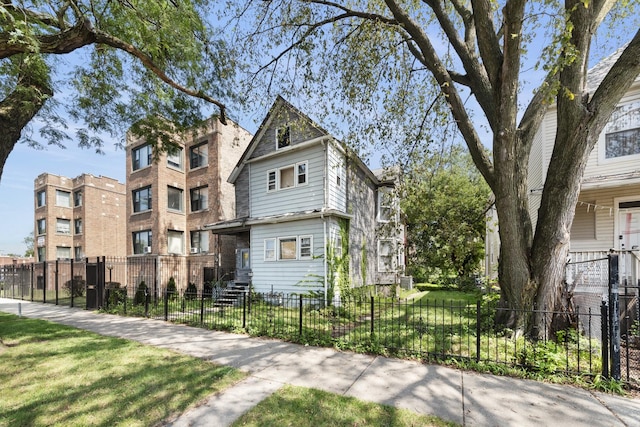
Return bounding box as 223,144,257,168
250,219,326,294
250,144,326,217
570,183,640,252
326,143,347,212
584,85,640,179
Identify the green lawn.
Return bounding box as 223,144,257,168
0,312,246,427
232,385,459,427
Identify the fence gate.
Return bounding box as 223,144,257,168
86,263,104,310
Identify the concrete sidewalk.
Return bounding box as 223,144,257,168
1,298,638,426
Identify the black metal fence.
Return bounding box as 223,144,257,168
1,256,638,387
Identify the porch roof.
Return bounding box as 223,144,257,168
581,171,640,190
204,208,353,234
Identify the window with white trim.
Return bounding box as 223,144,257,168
299,235,313,259
74,246,83,261
132,144,152,170
378,239,396,272
279,237,297,260
74,218,82,235
56,218,70,234
267,161,309,192
276,125,291,149
377,186,395,222
264,236,313,261
56,190,71,207
264,238,276,261
604,100,640,159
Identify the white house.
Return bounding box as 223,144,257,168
486,46,640,289
206,97,405,300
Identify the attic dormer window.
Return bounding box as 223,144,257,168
277,125,291,149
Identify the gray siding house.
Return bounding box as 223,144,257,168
206,97,404,299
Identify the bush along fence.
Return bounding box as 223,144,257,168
0,255,638,388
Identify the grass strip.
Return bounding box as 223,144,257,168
232,384,459,427
0,312,245,427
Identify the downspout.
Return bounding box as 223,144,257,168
322,140,329,306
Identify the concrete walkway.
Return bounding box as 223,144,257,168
1,298,639,426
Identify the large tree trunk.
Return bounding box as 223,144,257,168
0,56,52,180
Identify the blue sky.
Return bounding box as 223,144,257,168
0,139,127,255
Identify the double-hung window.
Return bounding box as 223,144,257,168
167,186,183,212
56,246,71,260
133,230,152,254
56,218,70,234
37,218,46,235
299,236,313,259
56,190,71,207
133,144,152,170
133,186,152,213
190,186,208,212
74,190,82,207
167,147,183,170
74,219,82,235
190,230,209,253
377,187,395,222
167,230,184,254
378,239,396,272
604,100,640,160
190,142,208,169
36,190,46,207
264,238,276,261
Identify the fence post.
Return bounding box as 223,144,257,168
70,260,74,308
601,300,609,378
608,254,621,381
164,288,169,321
370,296,375,336
200,291,205,325
242,291,247,330
476,300,481,363
299,295,303,337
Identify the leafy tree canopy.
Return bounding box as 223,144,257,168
403,145,491,284
225,0,640,336
0,0,236,180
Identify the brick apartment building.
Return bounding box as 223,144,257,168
34,173,126,262
126,116,252,279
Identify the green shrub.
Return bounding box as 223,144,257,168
203,281,214,298
134,281,147,306
185,282,198,300
167,277,177,300
106,282,126,306
63,277,85,297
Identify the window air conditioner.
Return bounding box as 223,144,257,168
144,246,152,254
190,248,200,254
